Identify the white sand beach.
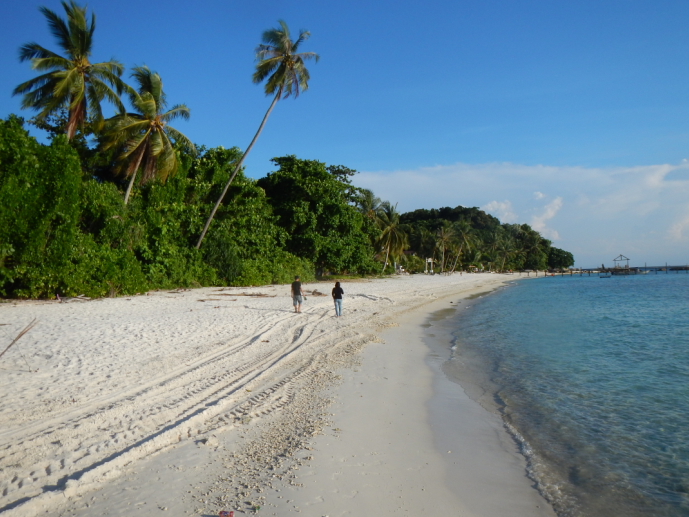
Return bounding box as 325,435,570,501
0,273,554,517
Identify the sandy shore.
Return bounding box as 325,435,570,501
0,273,554,516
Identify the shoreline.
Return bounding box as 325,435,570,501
252,281,555,516
421,286,556,516
0,273,550,516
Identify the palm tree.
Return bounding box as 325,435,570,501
195,20,319,249
448,219,475,273
12,1,124,139
482,229,504,271
377,202,408,273
468,249,483,270
435,222,455,273
412,227,436,260
497,238,516,272
356,189,383,222
520,229,547,270
100,66,195,204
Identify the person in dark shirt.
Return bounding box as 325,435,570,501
291,276,304,313
331,281,344,317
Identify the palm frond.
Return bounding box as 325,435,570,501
131,66,165,107
156,135,177,182
260,20,289,48
252,57,282,84
148,129,164,156
86,82,105,129
295,51,319,63
39,5,72,56
18,42,64,63
116,130,149,163
63,1,91,58
121,137,148,177
13,72,58,96
88,76,124,112
164,126,196,154
53,67,81,103
134,93,158,120
18,81,60,111
291,30,311,52
160,104,190,122
30,55,72,72
90,60,125,81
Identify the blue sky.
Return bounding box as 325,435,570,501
2,0,689,267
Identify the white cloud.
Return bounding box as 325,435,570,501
669,210,689,242
355,161,689,267
482,200,517,223
530,197,563,240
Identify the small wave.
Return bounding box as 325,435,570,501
504,421,580,517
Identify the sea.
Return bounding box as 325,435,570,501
445,272,689,517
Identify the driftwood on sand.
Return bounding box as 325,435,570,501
0,318,38,361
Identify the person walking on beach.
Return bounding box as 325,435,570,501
332,281,344,317
291,276,304,313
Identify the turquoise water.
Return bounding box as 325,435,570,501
450,273,689,517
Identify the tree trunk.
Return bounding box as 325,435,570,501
382,246,390,274
195,91,281,249
123,146,146,205
450,244,464,273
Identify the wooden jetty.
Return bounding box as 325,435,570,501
538,254,689,277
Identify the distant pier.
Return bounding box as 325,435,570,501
536,265,689,277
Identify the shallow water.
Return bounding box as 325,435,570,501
449,273,689,517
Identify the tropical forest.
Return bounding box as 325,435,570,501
0,1,573,299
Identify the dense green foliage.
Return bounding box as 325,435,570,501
0,116,575,299
257,156,378,275
0,118,317,297
399,207,575,272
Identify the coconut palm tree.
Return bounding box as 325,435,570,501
411,227,436,261
12,1,124,139
468,249,483,271
100,66,195,204
435,222,455,273
497,238,516,272
520,228,548,270
377,202,408,273
196,20,319,249
448,219,475,273
356,189,383,221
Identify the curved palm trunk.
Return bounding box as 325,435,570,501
123,146,146,205
195,91,281,249
65,94,86,140
382,245,391,274
449,244,464,273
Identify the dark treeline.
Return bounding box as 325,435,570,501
0,2,573,298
